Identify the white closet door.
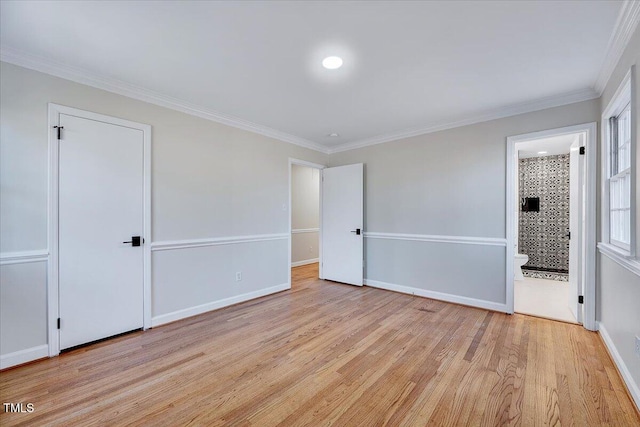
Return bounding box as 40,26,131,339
58,113,144,350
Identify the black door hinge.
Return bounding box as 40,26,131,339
579,146,585,155
53,126,64,140
57,318,61,329
578,295,584,304
567,231,571,240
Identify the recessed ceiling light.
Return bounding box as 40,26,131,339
538,151,548,154
328,133,339,137
322,56,343,70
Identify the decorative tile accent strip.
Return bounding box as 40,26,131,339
522,269,569,282
518,154,570,271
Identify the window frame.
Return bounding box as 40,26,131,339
601,66,636,258
609,103,632,250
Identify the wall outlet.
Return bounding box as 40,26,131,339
236,271,242,282
635,336,640,357
309,246,313,253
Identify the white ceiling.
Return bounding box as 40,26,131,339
0,1,632,153
517,134,578,159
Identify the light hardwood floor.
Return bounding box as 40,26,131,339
1,263,638,426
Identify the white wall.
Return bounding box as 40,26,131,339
0,61,327,368
291,164,320,266
329,99,599,311
0,261,47,359
597,24,640,407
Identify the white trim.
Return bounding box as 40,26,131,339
364,279,508,313
506,122,597,330
364,232,506,247
151,233,289,252
603,69,633,119
0,250,48,266
598,242,640,276
0,344,49,370
291,258,319,267
143,113,152,331
598,322,640,411
0,47,328,154
151,283,289,328
289,159,327,170
601,67,637,258
593,0,640,94
47,106,59,357
289,158,325,286
583,124,598,332
4,0,639,159
0,48,602,157
506,128,516,315
47,104,152,357
292,228,320,234
329,88,599,154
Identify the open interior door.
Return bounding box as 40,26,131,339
321,164,363,286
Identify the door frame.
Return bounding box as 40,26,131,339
505,122,597,331
47,103,152,356
288,158,325,286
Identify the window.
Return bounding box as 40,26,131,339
609,102,631,250
602,67,635,255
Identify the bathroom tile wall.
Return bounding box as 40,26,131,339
518,154,570,272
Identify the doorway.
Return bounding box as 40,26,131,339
506,123,597,330
514,134,580,323
48,104,152,355
288,160,365,288
289,159,324,285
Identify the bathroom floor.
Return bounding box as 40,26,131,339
514,277,577,324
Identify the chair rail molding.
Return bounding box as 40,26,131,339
0,250,49,266
151,233,289,252
364,232,507,247
292,228,320,234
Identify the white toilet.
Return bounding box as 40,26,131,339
514,254,529,280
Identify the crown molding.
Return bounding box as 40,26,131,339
3,1,634,159
328,87,599,154
593,0,640,94
0,46,329,154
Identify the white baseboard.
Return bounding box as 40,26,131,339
0,344,49,370
598,322,640,411
151,283,290,327
291,258,319,267
364,279,508,313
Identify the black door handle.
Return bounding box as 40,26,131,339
123,236,141,246
350,228,361,235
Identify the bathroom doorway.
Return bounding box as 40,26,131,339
515,134,579,323
506,123,597,330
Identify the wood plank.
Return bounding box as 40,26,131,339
0,263,638,426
